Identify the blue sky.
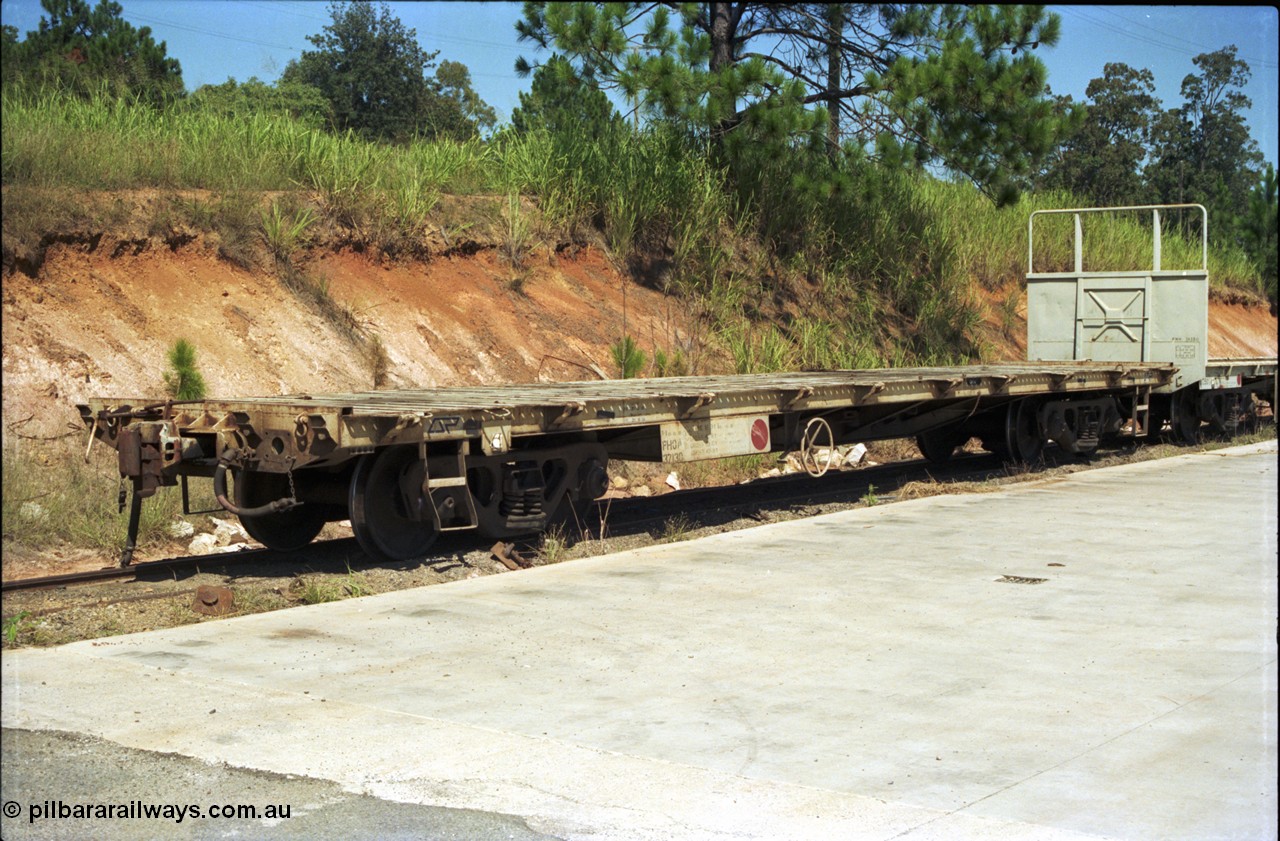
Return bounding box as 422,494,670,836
2,2,1276,166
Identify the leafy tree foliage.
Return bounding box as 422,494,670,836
188,77,332,128
3,0,183,106
1145,47,1264,234
282,1,489,142
1034,45,1272,297
2,25,21,82
1242,164,1277,300
516,3,1080,203
510,54,622,137
1039,63,1161,206
435,60,497,135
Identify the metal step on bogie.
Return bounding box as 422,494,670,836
423,441,478,533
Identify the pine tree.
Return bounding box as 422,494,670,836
516,3,1080,203
163,339,207,401
5,0,183,105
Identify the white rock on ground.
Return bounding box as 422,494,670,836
188,533,219,554
168,520,195,539
209,517,249,546
19,502,47,521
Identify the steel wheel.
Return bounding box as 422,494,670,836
235,470,326,551
1200,392,1229,436
349,447,438,562
917,426,966,465
1146,396,1171,440
1003,399,1044,463
1172,388,1201,444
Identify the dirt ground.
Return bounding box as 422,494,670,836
1206,300,1280,357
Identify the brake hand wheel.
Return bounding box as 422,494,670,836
799,417,835,477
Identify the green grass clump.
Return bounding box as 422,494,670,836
2,441,188,555
291,576,344,605
289,569,373,604
3,612,33,645
676,454,769,487
539,524,570,564
722,321,798,374
657,514,697,544
261,198,316,262
652,347,688,377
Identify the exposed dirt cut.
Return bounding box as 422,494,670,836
3,234,693,438
1208,300,1279,358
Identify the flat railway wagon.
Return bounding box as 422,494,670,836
79,205,1277,565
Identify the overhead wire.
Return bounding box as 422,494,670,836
1093,7,1277,69
1055,6,1278,70
120,4,523,83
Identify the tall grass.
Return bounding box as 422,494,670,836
2,440,186,554
1,88,491,195
260,198,316,261
921,178,1264,297
2,86,1267,374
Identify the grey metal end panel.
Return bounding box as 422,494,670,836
1027,270,1207,388
1149,272,1208,386
1074,276,1151,363
1026,274,1078,361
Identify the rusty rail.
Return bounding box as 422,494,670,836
1,548,272,594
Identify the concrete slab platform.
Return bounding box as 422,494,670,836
4,442,1277,840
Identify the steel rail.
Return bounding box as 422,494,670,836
1,548,273,594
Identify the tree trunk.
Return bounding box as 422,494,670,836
708,2,735,139
825,4,844,161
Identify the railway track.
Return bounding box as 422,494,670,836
0,447,1094,595
1,547,275,594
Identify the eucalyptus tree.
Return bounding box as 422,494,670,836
1039,63,1162,206
1146,46,1264,224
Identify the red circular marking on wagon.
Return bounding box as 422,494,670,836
750,418,769,451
